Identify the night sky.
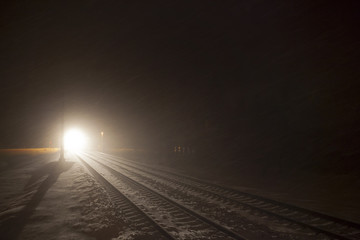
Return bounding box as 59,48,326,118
1,1,359,164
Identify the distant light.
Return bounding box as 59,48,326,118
64,129,87,151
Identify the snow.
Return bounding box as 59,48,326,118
112,151,360,225
0,152,137,239
1,150,359,239
92,154,320,239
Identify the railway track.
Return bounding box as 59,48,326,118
77,154,246,240
77,155,173,240
83,151,360,240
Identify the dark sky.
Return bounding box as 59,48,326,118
1,1,359,151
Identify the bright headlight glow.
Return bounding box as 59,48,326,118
64,129,87,151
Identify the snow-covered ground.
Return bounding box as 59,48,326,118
116,150,360,225
0,150,359,239
0,152,146,240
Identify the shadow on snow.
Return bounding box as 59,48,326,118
0,160,74,240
